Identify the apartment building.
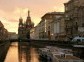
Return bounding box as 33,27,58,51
51,16,66,40
30,27,35,39
34,26,39,39
64,0,84,39
41,12,64,40
0,21,8,40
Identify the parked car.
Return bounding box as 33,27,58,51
71,36,84,43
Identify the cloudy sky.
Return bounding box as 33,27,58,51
0,0,69,33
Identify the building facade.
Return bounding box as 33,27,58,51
64,0,84,39
34,12,64,40
8,32,18,39
41,12,64,40
18,10,34,39
51,16,66,41
0,21,8,40
34,25,40,39
30,27,35,39
29,0,84,40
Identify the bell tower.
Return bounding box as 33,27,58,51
26,10,31,26
28,10,30,17
18,17,23,39
19,17,23,27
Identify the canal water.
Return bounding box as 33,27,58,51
4,42,18,62
4,42,40,62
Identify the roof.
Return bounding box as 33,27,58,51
64,0,73,5
0,21,4,27
41,12,64,19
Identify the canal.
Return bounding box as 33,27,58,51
4,42,40,62
3,41,84,62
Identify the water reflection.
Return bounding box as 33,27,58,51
30,48,39,62
4,42,19,62
18,42,39,62
5,42,46,62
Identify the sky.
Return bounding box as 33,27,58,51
0,0,69,33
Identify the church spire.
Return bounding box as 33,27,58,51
19,17,23,25
28,10,30,17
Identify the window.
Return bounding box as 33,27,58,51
61,54,65,58
73,61,79,62
75,22,78,30
19,25,22,27
76,22,78,25
50,16,52,18
82,39,84,42
82,23,84,27
65,6,68,11
74,0,79,6
65,14,68,18
77,39,81,43
62,61,68,62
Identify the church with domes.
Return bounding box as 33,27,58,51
18,10,34,39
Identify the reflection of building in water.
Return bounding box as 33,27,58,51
18,42,39,62
18,42,31,62
18,10,34,39
30,48,39,62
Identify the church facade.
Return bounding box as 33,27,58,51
18,10,34,39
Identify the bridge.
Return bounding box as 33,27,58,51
4,38,84,48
